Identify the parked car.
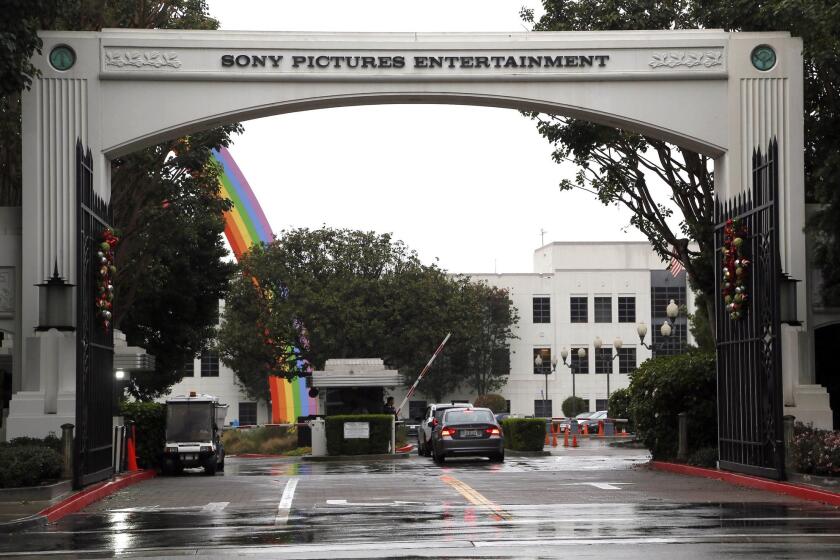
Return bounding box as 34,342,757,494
431,407,504,463
404,418,422,438
579,410,608,432
417,402,473,457
559,411,597,432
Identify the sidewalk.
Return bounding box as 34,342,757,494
0,470,155,532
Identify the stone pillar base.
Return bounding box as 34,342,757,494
784,384,833,430
5,391,75,439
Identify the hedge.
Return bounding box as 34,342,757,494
120,401,167,469
500,418,545,451
325,415,393,455
0,446,63,488
627,350,716,460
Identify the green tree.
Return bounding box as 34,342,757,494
458,281,518,396
521,0,840,321
1,1,237,398
218,228,519,403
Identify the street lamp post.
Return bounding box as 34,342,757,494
558,347,587,417
636,299,680,353
593,336,623,400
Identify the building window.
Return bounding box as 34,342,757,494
505,400,511,413
409,400,427,420
580,399,591,412
595,347,613,374
570,347,588,374
594,296,612,323
618,296,636,323
618,347,637,374
595,399,609,412
533,296,551,323
652,286,686,317
200,350,219,377
180,357,195,377
534,399,552,417
570,296,588,323
239,402,257,426
533,347,552,375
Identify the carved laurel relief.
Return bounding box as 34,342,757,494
649,50,723,69
104,50,181,69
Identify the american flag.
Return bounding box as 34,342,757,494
669,246,685,278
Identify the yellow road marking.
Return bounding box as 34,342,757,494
439,475,512,521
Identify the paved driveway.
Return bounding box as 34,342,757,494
2,449,839,558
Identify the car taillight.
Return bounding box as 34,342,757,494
485,427,501,436
441,427,456,437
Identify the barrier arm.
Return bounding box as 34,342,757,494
395,333,452,416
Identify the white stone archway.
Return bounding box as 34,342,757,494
9,29,821,443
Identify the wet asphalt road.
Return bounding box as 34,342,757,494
2,448,840,558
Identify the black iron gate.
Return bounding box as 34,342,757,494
75,140,114,489
714,138,784,480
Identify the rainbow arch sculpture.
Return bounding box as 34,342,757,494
211,147,317,422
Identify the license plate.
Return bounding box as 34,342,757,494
461,430,481,438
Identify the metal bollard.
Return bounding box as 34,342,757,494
60,423,74,479
677,412,688,460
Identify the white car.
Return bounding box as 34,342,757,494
417,402,473,457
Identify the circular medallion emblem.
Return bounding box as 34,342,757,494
750,45,776,71
49,45,76,71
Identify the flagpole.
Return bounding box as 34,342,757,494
395,333,452,416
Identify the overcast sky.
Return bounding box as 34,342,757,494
206,0,651,273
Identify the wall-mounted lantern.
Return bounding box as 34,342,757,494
780,275,801,325
35,262,74,332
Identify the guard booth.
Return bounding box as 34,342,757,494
311,359,402,416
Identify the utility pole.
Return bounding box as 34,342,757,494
540,228,547,246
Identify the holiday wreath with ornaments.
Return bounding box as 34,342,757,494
96,228,119,333
721,218,749,320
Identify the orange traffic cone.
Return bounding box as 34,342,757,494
126,425,139,471
571,435,578,448
545,429,550,446
551,425,558,447
598,420,605,437
563,427,569,447
582,423,589,436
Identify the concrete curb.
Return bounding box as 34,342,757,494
0,513,47,533
38,470,156,523
302,453,412,462
650,461,840,506
0,480,72,502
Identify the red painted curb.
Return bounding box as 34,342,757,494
38,470,156,523
650,461,840,506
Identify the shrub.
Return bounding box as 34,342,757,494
4,435,63,453
221,426,297,455
791,423,840,476
687,447,718,468
0,446,63,488
562,396,587,417
474,394,507,413
325,415,393,455
627,350,716,460
501,418,545,451
608,388,633,431
120,402,167,469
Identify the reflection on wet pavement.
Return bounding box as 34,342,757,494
2,453,839,558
